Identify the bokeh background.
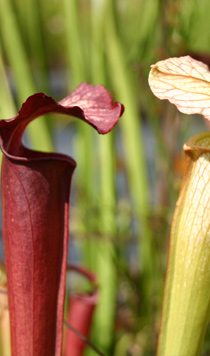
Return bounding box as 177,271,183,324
1,0,210,355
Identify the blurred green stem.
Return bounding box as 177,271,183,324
104,0,154,316
86,1,118,354
63,0,87,87
0,52,16,118
0,0,53,151
62,0,96,272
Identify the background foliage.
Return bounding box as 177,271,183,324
1,0,210,355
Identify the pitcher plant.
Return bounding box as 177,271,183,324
149,56,210,355
0,82,123,356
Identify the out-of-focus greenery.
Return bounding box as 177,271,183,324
1,0,210,355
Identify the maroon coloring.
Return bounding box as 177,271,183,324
0,83,124,356
64,265,98,356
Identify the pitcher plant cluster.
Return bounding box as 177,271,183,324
1,55,210,356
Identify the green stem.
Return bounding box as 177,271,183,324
86,2,118,353
104,0,154,315
0,52,16,118
0,0,53,151
62,0,96,272
62,0,87,87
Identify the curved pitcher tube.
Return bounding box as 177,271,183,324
0,83,124,356
158,132,210,356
